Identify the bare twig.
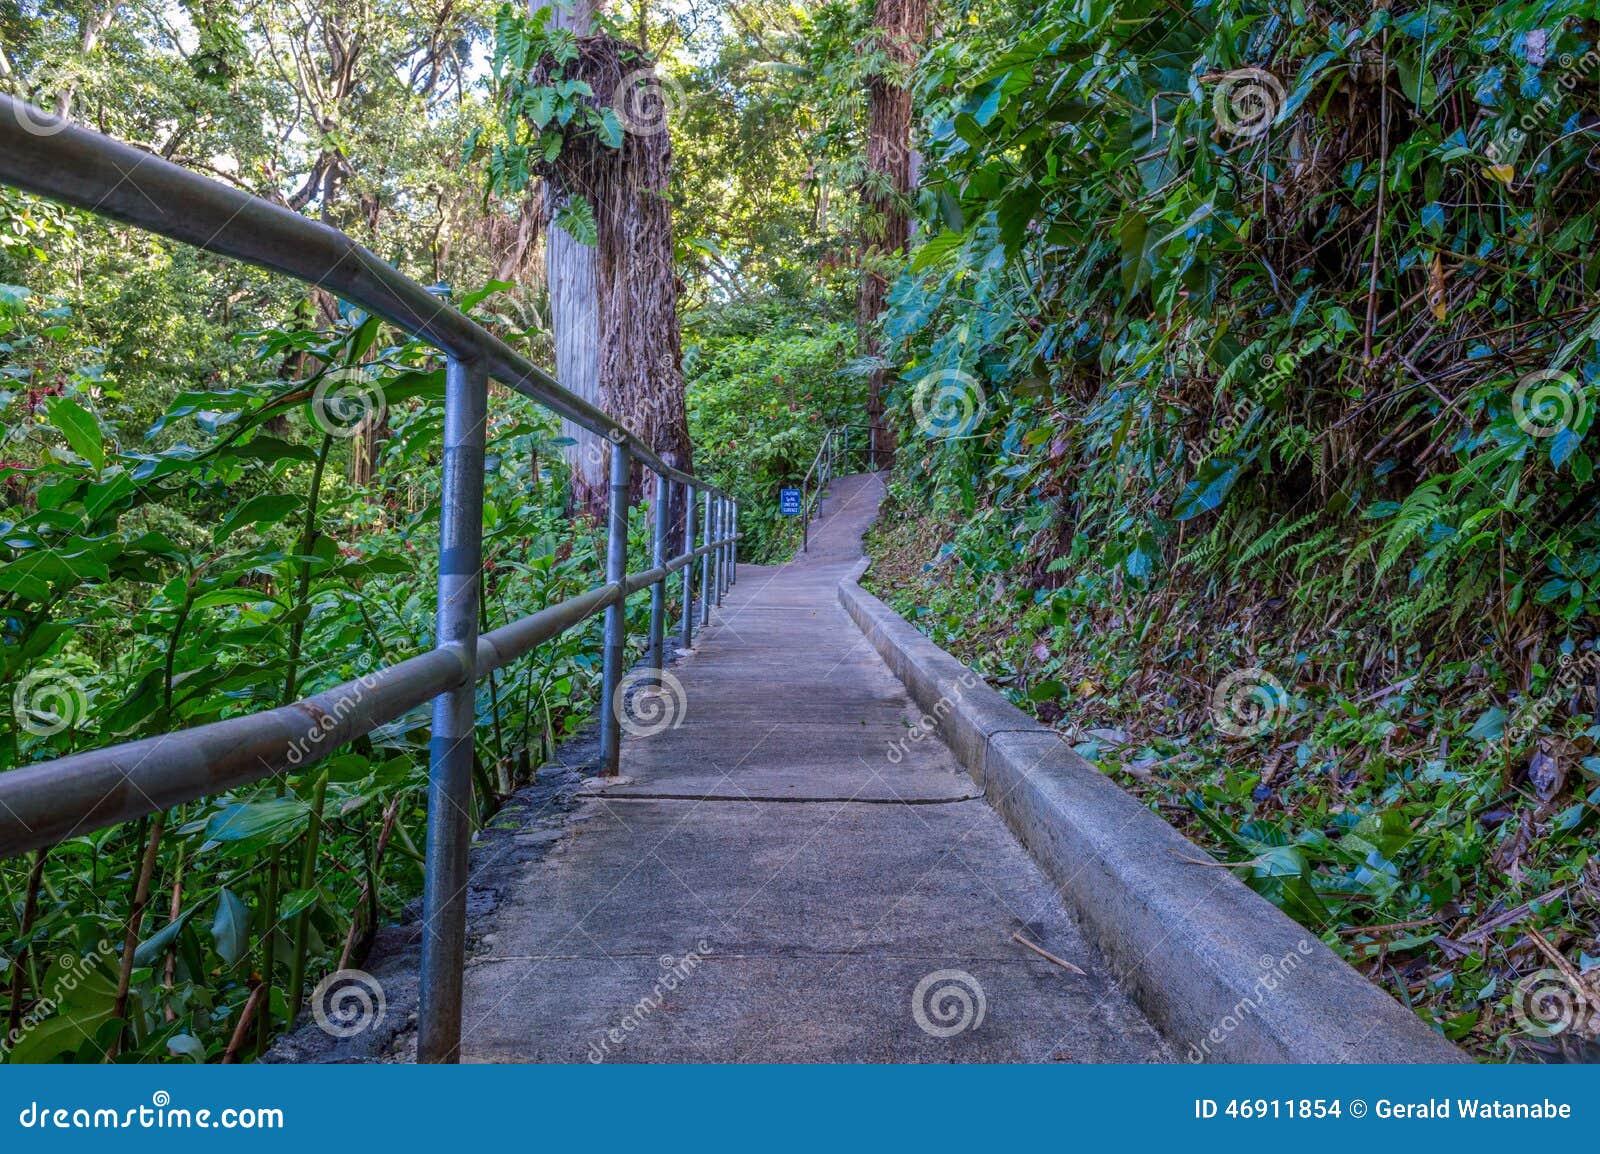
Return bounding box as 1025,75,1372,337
221,985,267,1064
1011,931,1086,975
107,812,166,1061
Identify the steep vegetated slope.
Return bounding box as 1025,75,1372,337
866,0,1600,1059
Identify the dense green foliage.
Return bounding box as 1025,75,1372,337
686,300,862,558
11,0,1598,1065
864,0,1600,1058
0,290,670,1061
0,0,856,1064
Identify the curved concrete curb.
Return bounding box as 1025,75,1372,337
840,577,1467,1064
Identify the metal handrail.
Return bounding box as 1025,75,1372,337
0,97,741,1063
798,429,836,553
798,424,881,552
0,96,725,502
0,537,725,856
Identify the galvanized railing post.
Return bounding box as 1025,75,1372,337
680,482,696,649
802,483,810,554
708,496,720,607
648,473,669,670
730,503,738,585
599,440,631,776
700,489,714,626
418,356,487,1065
719,498,729,601
715,497,727,606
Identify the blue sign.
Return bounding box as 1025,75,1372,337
779,487,802,515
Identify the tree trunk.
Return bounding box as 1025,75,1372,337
591,53,694,501
54,1,117,120
533,29,695,522
549,224,605,514
858,0,929,468
541,0,607,519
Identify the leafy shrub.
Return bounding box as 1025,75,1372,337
0,294,665,1062
685,298,864,560
867,0,1600,1059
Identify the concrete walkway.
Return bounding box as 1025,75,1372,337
448,473,1171,1062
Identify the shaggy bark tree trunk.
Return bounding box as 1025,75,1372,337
590,54,694,503
541,0,607,518
534,30,694,525
858,0,929,467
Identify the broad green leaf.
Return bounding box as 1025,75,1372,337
1172,457,1244,521
6,1001,115,1064
215,438,319,466
7,954,118,1064
167,1033,207,1062
205,799,310,843
554,196,597,246
279,887,320,919
911,229,965,272
1466,706,1507,742
133,908,194,967
83,471,135,519
344,314,381,365
46,396,104,471
0,564,51,602
190,588,275,611
460,280,517,312
1125,531,1159,580
215,493,303,546
211,887,251,966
